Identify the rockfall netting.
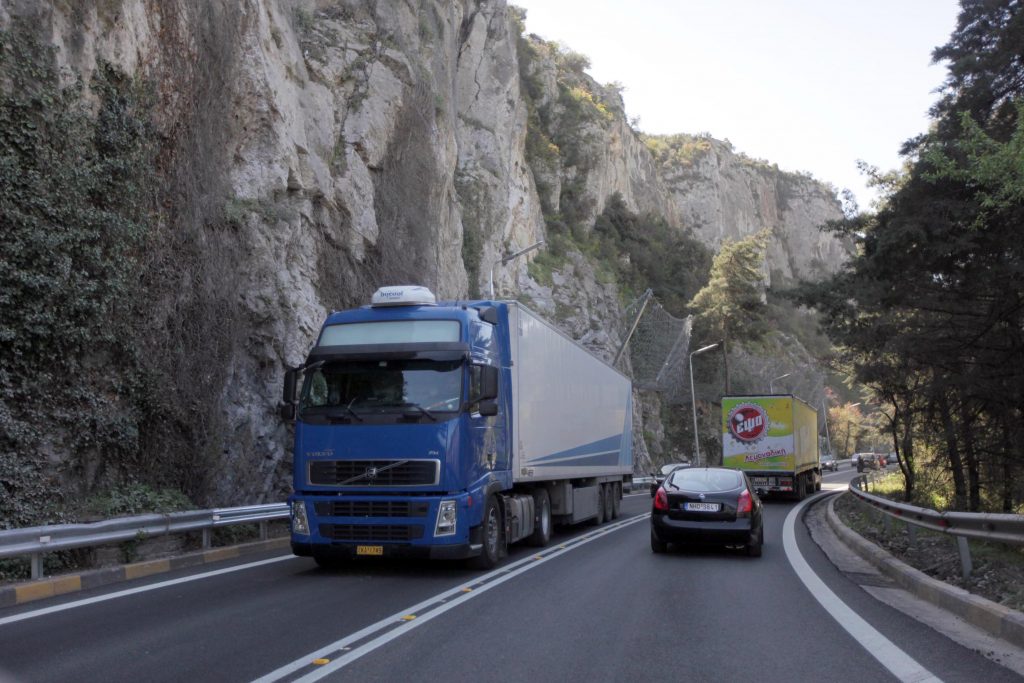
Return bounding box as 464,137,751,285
616,290,692,402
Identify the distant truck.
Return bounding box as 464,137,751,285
281,285,633,568
721,395,820,499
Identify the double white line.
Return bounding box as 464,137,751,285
252,513,649,682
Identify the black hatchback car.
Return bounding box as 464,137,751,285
651,467,764,557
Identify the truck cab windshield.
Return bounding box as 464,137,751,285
299,359,463,421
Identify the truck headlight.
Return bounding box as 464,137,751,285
291,500,310,536
435,499,457,537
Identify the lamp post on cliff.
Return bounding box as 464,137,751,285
690,342,719,467
489,240,544,299
769,372,791,394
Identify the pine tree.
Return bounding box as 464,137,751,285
688,230,770,392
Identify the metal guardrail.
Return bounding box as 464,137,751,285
848,474,1024,578
0,503,289,581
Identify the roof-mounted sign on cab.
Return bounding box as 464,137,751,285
371,285,437,307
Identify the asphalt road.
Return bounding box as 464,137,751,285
0,470,1020,682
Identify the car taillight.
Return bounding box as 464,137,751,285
653,487,669,512
737,489,753,516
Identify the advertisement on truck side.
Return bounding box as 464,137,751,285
722,396,797,471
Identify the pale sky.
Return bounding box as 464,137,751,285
511,0,962,211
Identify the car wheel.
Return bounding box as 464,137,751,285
746,527,763,558
470,495,502,569
527,488,552,547
651,528,667,553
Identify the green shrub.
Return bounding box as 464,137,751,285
588,193,712,316
0,22,157,528
84,483,194,518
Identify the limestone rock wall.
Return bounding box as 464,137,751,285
1,0,846,499
660,139,849,284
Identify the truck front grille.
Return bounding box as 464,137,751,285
308,459,440,487
320,524,425,542
314,501,429,518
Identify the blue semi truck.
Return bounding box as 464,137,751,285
281,285,633,568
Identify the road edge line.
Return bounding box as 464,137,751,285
784,492,942,683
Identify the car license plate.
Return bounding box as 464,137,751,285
356,545,383,556
751,477,771,487
684,502,720,512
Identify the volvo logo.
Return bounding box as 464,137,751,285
364,467,378,480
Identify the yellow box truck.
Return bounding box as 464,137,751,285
721,395,820,499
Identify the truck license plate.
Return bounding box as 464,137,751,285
356,545,383,556
751,477,771,487
684,502,720,512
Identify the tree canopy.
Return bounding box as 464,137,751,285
797,0,1024,511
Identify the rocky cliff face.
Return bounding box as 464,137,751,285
0,0,846,506
652,137,848,285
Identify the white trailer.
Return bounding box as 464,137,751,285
506,304,633,525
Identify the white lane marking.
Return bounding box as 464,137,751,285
252,514,651,683
0,555,298,627
784,493,942,683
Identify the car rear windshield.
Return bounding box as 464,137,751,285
667,468,743,492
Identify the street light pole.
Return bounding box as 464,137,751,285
769,372,791,394
822,400,832,456
689,342,720,467
844,402,862,459
488,240,544,299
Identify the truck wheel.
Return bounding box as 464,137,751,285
795,474,807,501
651,529,667,553
471,496,502,569
590,484,606,525
603,484,615,521
611,483,621,519
527,489,552,547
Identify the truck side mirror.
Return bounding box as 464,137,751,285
282,368,298,421
284,367,298,402
480,365,499,400
479,399,498,417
